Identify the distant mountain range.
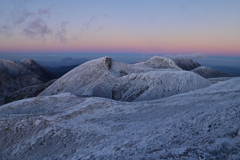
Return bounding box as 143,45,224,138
37,57,89,67
46,65,78,78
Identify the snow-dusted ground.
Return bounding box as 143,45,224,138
40,56,211,102
0,77,240,159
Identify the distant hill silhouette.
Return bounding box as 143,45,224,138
37,57,89,67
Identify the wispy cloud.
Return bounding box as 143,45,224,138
164,53,206,60
38,5,55,17
55,21,68,43
23,18,52,39
0,1,68,43
82,15,97,30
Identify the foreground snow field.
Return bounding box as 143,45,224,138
0,77,240,159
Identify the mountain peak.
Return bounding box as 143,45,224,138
144,56,181,70
102,56,113,69
21,59,39,66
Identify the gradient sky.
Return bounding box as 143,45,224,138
0,0,240,56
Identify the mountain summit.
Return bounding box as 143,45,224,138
39,56,211,101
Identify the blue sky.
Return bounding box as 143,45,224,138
0,0,240,66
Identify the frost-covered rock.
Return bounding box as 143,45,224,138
191,66,236,78
40,56,211,101
173,58,201,70
0,78,240,159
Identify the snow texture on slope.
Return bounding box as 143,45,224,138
0,78,240,159
40,56,211,102
173,58,201,71
192,66,236,78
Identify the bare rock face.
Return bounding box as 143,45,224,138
0,59,56,105
173,58,201,71
192,66,236,78
0,78,240,159
40,56,211,102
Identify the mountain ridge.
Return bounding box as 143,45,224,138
39,56,211,102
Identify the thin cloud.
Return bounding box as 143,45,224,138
82,15,97,30
55,21,68,43
164,53,206,60
12,9,35,26
38,5,55,17
23,18,52,39
104,14,109,18
0,1,68,43
181,5,187,11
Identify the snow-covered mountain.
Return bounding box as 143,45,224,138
39,56,211,102
0,77,240,159
0,59,56,105
173,58,201,70
192,66,236,78
0,59,56,80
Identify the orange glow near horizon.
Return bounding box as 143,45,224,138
0,29,240,56
1,0,240,57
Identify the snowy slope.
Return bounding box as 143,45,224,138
0,78,240,159
173,58,201,70
40,56,211,101
192,66,236,78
